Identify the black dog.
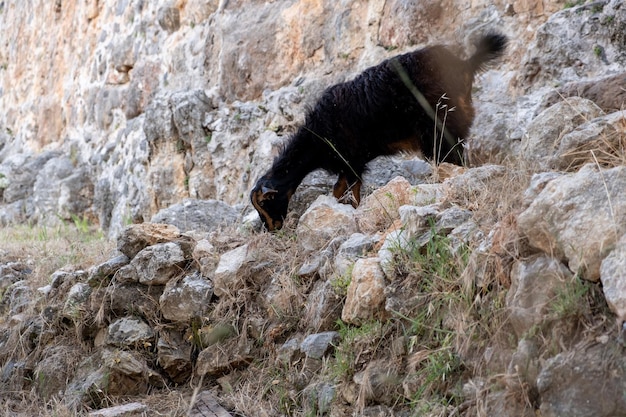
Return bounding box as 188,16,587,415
251,33,507,231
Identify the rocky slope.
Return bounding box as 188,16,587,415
1,0,626,416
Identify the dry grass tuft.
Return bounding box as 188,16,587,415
561,114,626,170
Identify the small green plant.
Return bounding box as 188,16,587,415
71,214,90,234
593,45,603,57
591,4,604,13
329,320,382,380
204,132,212,143
330,263,354,296
387,224,471,409
549,275,590,320
564,0,585,8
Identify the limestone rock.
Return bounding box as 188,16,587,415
518,164,626,280
302,280,342,332
87,255,130,285
195,336,253,377
296,195,357,252
32,156,94,224
192,238,219,278
355,176,413,233
600,234,626,321
333,233,379,279
521,97,604,169
63,283,92,319
0,280,31,317
88,402,148,417
159,271,213,322
506,255,573,337
556,111,626,171
443,165,506,206
300,331,340,360
398,204,440,237
518,0,626,89
33,345,83,400
106,317,155,349
130,242,187,285
540,72,626,113
151,199,239,233
378,229,411,280
102,283,163,320
213,244,253,298
117,223,181,259
0,151,60,204
537,341,626,417
342,257,388,325
157,329,192,383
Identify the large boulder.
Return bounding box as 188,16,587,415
518,164,626,281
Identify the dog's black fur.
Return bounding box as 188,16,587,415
251,33,508,231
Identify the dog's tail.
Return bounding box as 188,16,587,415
468,32,508,74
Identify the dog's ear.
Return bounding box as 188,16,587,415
261,186,279,199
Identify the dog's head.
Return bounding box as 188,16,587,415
250,177,291,231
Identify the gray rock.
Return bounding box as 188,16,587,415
443,165,506,206
556,111,626,170
333,233,379,278
157,329,192,383
33,345,83,400
159,272,213,322
600,233,626,320
378,229,411,280
519,0,626,89
88,255,130,285
537,341,626,417
103,283,163,320
0,262,32,291
106,317,155,348
303,382,336,416
540,72,626,113
150,199,239,233
296,195,357,252
213,244,252,298
302,279,342,332
398,204,440,237
88,402,147,417
32,156,94,224
521,97,604,170
157,7,180,33
342,257,387,325
506,255,573,338
435,206,473,233
522,172,563,207
277,337,303,366
116,223,181,259
518,164,626,280
63,283,92,319
131,242,186,285
300,331,340,359
0,151,60,204
0,280,31,316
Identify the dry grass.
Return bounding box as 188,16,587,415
0,222,115,287
560,114,626,170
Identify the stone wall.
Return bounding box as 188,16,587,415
1,0,622,237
